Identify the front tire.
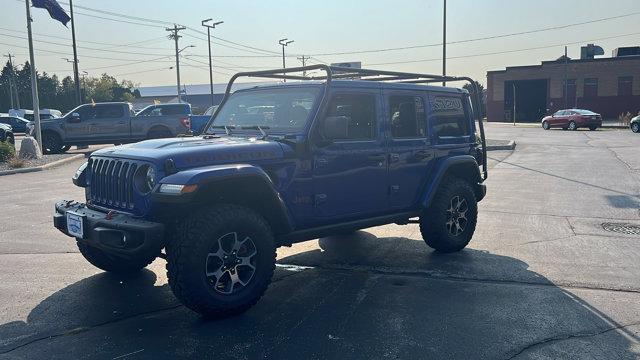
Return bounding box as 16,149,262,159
568,121,577,131
42,131,66,154
542,121,550,130
166,204,276,318
77,242,156,274
631,123,640,133
420,178,478,253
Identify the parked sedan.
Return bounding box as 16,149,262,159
630,114,640,133
0,116,30,133
541,109,602,131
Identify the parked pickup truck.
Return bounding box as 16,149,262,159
37,102,191,154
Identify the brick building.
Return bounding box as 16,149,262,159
486,48,640,122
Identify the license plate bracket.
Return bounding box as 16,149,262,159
66,212,84,239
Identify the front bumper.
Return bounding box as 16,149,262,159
53,200,165,260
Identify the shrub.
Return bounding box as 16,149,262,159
0,141,15,162
8,156,27,169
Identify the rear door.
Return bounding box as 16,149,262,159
312,91,389,222
384,90,434,209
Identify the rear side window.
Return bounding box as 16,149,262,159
429,95,470,138
389,95,426,138
326,93,376,140
161,105,188,115
94,105,124,119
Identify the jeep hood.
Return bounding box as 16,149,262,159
91,136,285,169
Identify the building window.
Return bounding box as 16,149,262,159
618,76,633,96
584,78,598,98
563,79,577,100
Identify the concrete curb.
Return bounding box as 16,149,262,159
486,140,516,151
0,154,85,176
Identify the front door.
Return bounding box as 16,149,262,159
312,91,388,223
384,91,434,209
89,104,130,141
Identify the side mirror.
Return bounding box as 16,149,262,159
68,113,81,123
321,116,349,142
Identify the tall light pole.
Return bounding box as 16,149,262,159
279,38,294,81
201,18,223,107
24,0,42,150
442,0,447,87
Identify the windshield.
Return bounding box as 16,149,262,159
573,109,597,115
206,87,320,134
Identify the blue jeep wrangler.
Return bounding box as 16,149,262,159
54,66,487,318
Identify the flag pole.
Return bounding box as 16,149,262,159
24,0,43,152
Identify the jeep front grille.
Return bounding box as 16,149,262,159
89,158,138,211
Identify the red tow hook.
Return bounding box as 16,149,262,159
105,210,116,220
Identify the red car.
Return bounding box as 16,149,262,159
541,109,602,131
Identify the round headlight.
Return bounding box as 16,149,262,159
135,165,157,194
146,166,156,190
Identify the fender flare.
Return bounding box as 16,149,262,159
157,164,293,234
421,155,484,209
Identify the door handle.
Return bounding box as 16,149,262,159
415,150,432,160
368,154,387,162
315,158,329,168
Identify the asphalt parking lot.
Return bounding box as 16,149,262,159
1,124,639,359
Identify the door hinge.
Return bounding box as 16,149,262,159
314,194,327,206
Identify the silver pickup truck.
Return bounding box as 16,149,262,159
36,102,192,154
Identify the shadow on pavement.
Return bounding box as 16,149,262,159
1,232,639,359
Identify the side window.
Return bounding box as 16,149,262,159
94,105,124,119
76,106,95,120
429,96,470,138
325,93,376,140
389,95,426,138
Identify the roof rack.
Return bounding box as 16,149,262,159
212,65,487,179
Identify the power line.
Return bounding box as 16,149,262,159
364,31,640,66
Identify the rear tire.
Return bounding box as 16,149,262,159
631,123,640,133
77,242,156,274
420,178,478,253
542,121,550,130
568,121,577,131
166,204,276,318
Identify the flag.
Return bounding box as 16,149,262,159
32,0,71,26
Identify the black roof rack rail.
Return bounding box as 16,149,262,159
206,65,487,180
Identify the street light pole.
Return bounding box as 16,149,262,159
24,0,42,150
202,19,223,107
278,38,294,82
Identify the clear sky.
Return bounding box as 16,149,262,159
1,0,639,89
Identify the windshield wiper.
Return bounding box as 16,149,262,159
209,125,235,135
241,125,270,139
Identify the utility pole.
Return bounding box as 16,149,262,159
442,0,447,87
201,19,223,107
297,55,310,76
279,38,294,81
3,54,16,109
69,0,81,106
24,0,42,150
166,24,186,103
